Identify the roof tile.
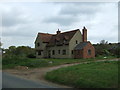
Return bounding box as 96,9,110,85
37,29,79,46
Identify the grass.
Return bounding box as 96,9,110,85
45,61,119,88
2,55,117,69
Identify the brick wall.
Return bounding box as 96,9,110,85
83,42,95,58
74,42,95,59
74,50,83,58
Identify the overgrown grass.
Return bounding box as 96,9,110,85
45,61,119,88
2,55,117,69
2,56,50,69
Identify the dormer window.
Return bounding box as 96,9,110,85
56,37,60,41
55,38,60,45
63,36,69,44
64,36,69,40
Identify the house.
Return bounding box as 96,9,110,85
35,27,95,59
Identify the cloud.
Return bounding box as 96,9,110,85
42,3,106,26
59,3,102,16
2,5,32,27
0,2,118,48
43,15,79,26
2,36,35,48
2,25,35,37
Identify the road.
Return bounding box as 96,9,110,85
2,72,57,88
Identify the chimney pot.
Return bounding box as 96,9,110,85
56,29,61,34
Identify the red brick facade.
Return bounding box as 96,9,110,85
74,50,83,58
83,42,95,58
74,42,95,59
73,27,95,59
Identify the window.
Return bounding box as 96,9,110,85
58,50,60,54
52,50,55,55
88,49,91,55
38,50,42,55
71,50,74,54
76,40,78,44
55,39,59,44
37,43,40,46
62,50,66,55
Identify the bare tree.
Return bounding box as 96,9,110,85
100,40,108,44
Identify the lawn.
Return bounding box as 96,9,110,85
45,61,119,88
2,55,117,69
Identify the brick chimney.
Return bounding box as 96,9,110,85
82,26,87,42
56,29,61,34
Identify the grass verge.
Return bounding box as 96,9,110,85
2,55,117,69
45,61,119,88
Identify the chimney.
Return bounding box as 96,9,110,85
56,29,61,34
82,26,87,42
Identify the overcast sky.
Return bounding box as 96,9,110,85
0,2,118,49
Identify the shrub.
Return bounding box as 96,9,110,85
27,54,36,58
2,55,29,68
20,59,49,68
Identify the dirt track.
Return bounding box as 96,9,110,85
3,58,119,88
3,63,81,88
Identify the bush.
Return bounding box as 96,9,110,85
2,55,29,69
27,54,36,58
2,55,50,68
21,60,49,68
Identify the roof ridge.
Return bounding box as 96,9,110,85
38,33,54,35
60,29,79,34
38,29,79,35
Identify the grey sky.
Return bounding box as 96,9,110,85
1,2,118,49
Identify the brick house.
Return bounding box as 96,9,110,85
35,27,95,59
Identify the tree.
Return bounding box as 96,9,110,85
15,46,35,57
3,46,36,58
9,46,16,54
100,40,108,44
93,40,111,56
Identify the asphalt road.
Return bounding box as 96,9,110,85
2,72,57,88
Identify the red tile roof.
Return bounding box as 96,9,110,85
37,29,79,46
38,33,53,43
